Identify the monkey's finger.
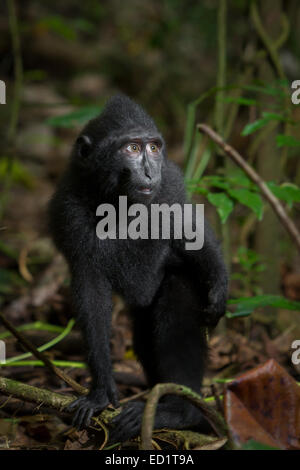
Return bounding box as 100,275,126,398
66,397,83,412
72,406,90,429
84,408,94,427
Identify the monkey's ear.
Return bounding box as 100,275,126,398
76,135,92,158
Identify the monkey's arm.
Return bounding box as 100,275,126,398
173,219,228,327
48,193,118,428
66,262,119,428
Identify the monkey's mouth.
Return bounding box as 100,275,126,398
138,187,153,195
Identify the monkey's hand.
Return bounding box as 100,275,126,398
66,381,119,429
201,284,227,328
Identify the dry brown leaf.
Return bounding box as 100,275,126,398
224,359,300,449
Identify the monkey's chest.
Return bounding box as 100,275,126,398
99,238,170,307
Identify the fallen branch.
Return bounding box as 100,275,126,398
197,124,300,252
0,376,227,449
0,376,75,410
140,383,229,450
0,376,117,424
0,312,87,395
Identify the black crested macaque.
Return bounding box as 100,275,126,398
48,94,228,442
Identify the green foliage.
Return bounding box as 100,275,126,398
0,268,25,295
220,96,257,106
241,439,279,450
47,106,103,128
0,241,18,260
38,16,77,40
5,319,76,364
276,134,300,147
243,81,288,98
227,295,300,318
267,182,300,208
187,169,300,224
184,78,299,232
187,171,263,223
207,192,234,223
241,112,293,137
0,158,35,188
227,188,263,219
24,69,48,81
236,246,266,273
231,247,266,295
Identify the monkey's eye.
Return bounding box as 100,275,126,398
148,143,159,153
126,143,141,154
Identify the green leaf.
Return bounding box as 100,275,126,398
243,83,286,98
202,175,230,190
186,184,208,196
241,439,279,450
207,192,234,223
267,182,300,207
228,171,253,189
261,111,290,122
228,295,300,317
226,310,252,319
241,112,292,137
227,188,263,219
241,118,269,136
47,106,103,128
276,134,300,148
221,96,257,106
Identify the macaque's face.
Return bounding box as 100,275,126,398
75,129,164,203
115,131,164,202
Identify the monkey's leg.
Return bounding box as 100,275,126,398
109,273,210,443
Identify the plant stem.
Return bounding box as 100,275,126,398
140,382,230,450
0,312,87,395
5,318,75,364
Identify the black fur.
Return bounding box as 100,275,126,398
48,94,228,442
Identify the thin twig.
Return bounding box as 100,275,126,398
210,384,223,415
197,124,300,252
250,1,286,81
250,1,291,170
0,312,87,395
215,0,227,136
120,390,148,404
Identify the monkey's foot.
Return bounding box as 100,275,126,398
67,388,119,429
109,401,145,443
109,399,212,444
